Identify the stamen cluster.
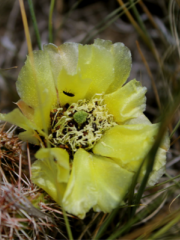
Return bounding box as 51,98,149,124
49,95,117,158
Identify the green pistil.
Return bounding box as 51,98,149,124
73,111,88,125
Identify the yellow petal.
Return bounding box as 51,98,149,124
62,149,133,219
93,124,159,173
124,113,152,125
161,131,170,151
0,108,35,130
16,99,34,122
78,40,114,98
106,41,132,93
146,132,169,186
18,129,39,145
43,43,62,86
31,148,69,204
94,38,112,49
16,98,52,131
32,103,51,131
16,49,59,130
35,148,70,182
57,68,92,106
147,148,167,186
16,50,57,109
94,39,132,94
56,42,92,105
56,39,132,101
0,108,47,144
58,42,79,75
104,80,147,123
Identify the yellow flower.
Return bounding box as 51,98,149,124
0,39,169,219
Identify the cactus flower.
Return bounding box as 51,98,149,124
0,39,169,219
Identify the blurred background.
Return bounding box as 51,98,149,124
0,0,172,122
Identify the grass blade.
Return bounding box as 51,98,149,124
82,0,141,44
93,208,119,240
27,0,42,50
150,212,180,239
49,0,56,43
62,207,73,240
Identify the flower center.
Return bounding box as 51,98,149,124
48,94,117,159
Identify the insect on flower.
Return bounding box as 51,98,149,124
63,91,75,97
